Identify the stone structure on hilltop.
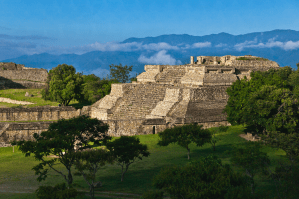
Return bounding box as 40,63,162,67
0,55,280,146
0,62,48,89
86,55,279,136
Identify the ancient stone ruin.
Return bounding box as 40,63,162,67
0,55,280,146
0,62,48,89
87,55,279,136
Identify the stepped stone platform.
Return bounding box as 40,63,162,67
86,55,279,136
0,55,280,146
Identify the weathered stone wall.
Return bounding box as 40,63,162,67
0,62,48,89
0,107,80,122
0,79,46,89
104,118,230,137
0,62,24,70
0,122,52,147
0,69,48,82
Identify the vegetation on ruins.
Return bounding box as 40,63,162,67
236,57,269,61
106,136,150,182
151,155,251,199
42,64,83,106
109,63,133,83
12,115,110,188
73,148,115,199
230,142,270,194
157,123,211,160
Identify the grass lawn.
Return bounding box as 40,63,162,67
0,125,290,199
0,89,89,109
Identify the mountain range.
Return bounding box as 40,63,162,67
2,29,299,78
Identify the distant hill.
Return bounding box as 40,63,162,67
2,29,299,78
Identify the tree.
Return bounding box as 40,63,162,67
74,148,115,199
230,142,270,194
12,115,110,187
224,66,299,161
106,136,150,182
42,64,83,106
157,123,211,160
109,63,133,83
81,74,119,104
153,155,252,199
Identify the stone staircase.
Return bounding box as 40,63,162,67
156,68,186,84
110,85,167,120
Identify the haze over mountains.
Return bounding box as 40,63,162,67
2,29,299,78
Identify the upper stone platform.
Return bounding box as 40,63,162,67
136,55,279,86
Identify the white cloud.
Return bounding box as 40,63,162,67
183,42,211,49
89,68,110,78
138,50,180,65
234,38,258,51
215,43,227,48
234,37,299,51
191,42,211,48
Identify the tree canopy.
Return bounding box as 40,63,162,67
109,63,133,83
158,123,211,159
224,66,299,160
12,115,110,187
74,148,115,199
153,156,251,199
106,136,150,182
80,74,119,104
42,64,83,106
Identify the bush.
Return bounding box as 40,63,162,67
35,183,79,199
153,155,251,199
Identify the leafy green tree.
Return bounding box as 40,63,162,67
106,136,150,182
153,156,252,199
109,63,133,83
12,115,110,187
230,142,270,194
157,123,211,159
74,148,115,199
81,74,119,104
224,66,299,161
42,64,83,106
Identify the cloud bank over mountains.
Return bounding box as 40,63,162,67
138,50,181,65
3,30,299,78
234,37,299,51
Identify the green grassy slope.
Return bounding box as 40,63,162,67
0,125,289,198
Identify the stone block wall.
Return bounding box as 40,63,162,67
0,107,80,122
0,122,52,147
0,69,48,82
0,62,48,89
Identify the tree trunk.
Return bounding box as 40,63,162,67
67,169,73,188
187,147,190,160
90,185,95,199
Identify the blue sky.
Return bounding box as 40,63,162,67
0,0,298,59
